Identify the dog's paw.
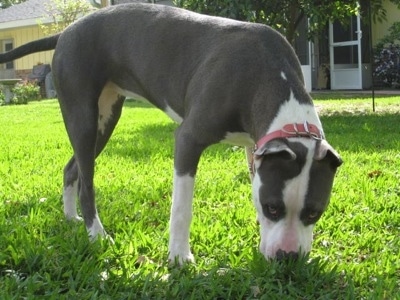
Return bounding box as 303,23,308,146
87,215,108,242
65,214,83,222
104,233,115,245
88,230,115,246
168,251,195,266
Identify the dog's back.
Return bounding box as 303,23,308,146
52,3,307,117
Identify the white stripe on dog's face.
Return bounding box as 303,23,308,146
254,140,314,259
252,136,339,259
253,136,337,259
250,91,332,259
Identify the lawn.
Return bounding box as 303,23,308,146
0,94,399,299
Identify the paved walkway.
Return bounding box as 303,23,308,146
312,89,400,95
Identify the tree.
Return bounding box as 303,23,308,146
174,0,400,45
38,0,94,36
0,0,26,9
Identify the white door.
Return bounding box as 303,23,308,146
329,14,362,89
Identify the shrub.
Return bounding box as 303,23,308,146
11,81,40,105
0,90,4,105
373,21,400,87
374,44,400,87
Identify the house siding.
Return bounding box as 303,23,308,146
0,25,54,72
372,1,400,45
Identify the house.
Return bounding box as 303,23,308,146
1,0,399,90
0,0,54,80
309,1,400,90
0,0,173,81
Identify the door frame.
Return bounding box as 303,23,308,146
329,13,362,89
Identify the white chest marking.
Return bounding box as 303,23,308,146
267,91,323,135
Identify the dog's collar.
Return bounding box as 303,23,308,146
255,122,324,151
248,122,324,178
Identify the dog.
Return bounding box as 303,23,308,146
0,3,342,263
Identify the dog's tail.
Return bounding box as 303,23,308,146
0,34,60,64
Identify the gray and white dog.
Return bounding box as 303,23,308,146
0,3,342,263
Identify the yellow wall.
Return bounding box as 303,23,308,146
372,1,400,45
0,25,54,70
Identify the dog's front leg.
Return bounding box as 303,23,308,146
168,125,206,265
168,171,195,264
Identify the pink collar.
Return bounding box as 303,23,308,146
255,122,324,150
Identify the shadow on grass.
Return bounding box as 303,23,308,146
123,99,157,109
0,201,389,299
104,122,177,160
95,251,357,299
106,110,399,161
105,121,231,162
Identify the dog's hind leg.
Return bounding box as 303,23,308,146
63,157,81,221
61,82,124,238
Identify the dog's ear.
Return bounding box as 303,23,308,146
314,140,342,168
254,139,296,161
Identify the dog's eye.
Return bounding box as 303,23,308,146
307,211,320,222
265,205,282,221
268,206,277,215
301,209,323,225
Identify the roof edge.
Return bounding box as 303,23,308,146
0,18,53,30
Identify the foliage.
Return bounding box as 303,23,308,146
374,45,400,87
0,98,399,298
373,22,400,87
38,0,94,36
10,81,40,104
0,89,4,104
375,21,400,51
174,0,400,45
364,0,400,24
0,0,25,9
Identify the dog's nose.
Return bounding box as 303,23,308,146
275,249,299,261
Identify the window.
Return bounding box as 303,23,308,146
2,40,14,70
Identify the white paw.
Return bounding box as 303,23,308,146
87,214,107,241
88,229,115,245
65,214,83,222
168,251,195,266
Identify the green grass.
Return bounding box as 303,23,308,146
0,95,399,299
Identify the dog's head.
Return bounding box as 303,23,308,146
252,138,342,260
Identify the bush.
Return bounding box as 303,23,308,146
11,81,40,104
374,44,400,87
0,90,4,105
373,21,400,88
